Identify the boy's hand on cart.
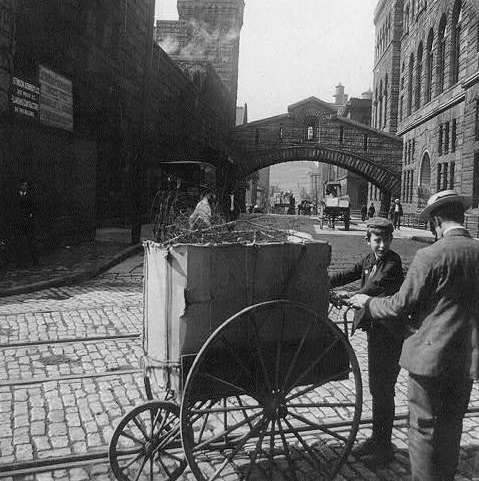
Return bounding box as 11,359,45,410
329,290,350,308
348,294,371,309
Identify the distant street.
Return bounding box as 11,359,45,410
0,217,478,481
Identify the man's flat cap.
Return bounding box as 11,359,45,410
367,217,394,232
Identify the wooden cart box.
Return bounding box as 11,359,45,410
143,240,332,394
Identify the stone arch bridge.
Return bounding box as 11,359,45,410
229,97,403,213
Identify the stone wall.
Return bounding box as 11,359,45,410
373,0,479,215
0,1,235,246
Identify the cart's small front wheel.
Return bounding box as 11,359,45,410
181,300,362,481
109,401,186,481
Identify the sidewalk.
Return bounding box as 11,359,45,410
0,218,436,298
0,225,154,297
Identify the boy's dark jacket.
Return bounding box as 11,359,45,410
329,249,404,332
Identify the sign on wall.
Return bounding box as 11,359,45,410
10,76,40,119
39,65,73,132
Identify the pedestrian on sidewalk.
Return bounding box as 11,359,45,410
368,203,375,218
329,217,404,469
349,190,479,481
392,199,403,230
361,204,367,222
13,179,39,267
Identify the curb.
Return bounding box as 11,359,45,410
0,244,143,298
410,235,435,244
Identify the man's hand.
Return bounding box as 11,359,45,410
348,293,371,309
329,290,350,308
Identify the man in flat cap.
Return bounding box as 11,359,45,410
330,217,404,468
350,190,479,481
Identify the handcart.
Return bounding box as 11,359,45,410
109,235,362,481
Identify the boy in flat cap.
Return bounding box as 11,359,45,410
329,217,403,468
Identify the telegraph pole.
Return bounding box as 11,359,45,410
131,0,155,244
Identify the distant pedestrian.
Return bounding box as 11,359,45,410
14,179,39,266
368,203,376,219
189,192,214,229
392,199,403,230
361,204,367,222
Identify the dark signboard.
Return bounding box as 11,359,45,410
11,76,40,120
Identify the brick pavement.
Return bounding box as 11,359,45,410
0,218,478,481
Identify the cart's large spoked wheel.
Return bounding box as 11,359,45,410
110,401,187,481
180,300,362,481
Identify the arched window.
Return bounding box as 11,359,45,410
437,14,447,94
450,0,462,85
408,53,415,116
304,117,318,141
416,42,423,109
425,29,434,103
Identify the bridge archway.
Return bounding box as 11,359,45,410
235,145,401,195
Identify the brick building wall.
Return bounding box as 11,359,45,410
1,1,235,247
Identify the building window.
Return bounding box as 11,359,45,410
404,4,410,34
437,163,442,190
450,161,455,189
416,43,423,109
451,119,457,152
475,100,479,141
255,129,260,147
412,139,415,162
408,54,415,115
399,96,404,121
307,126,314,140
409,170,414,203
339,126,344,144
439,124,443,155
305,117,318,141
444,121,450,153
363,134,369,151
384,75,388,127
473,152,479,208
425,29,434,103
450,0,462,86
443,163,449,189
279,124,283,141
437,15,447,95
379,79,383,127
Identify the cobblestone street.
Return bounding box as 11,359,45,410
0,224,478,480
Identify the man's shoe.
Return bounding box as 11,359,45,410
362,448,395,470
351,437,378,457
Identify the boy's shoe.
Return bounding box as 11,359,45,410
351,437,378,457
362,447,395,470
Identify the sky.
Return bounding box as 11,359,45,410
155,0,378,121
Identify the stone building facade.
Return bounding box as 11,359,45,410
0,0,238,247
230,96,402,212
154,0,244,112
374,0,479,215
